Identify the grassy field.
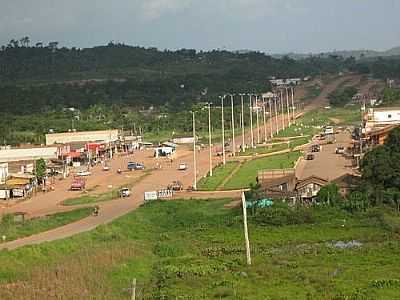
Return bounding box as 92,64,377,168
300,108,361,127
0,199,399,299
0,208,93,242
197,161,240,191
223,151,302,190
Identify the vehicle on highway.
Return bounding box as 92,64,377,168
76,170,91,176
324,126,334,135
178,163,187,171
70,177,86,190
335,146,345,154
305,153,315,160
311,144,321,152
119,187,131,197
103,165,110,171
168,180,183,191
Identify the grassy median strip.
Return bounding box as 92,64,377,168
0,207,93,242
223,151,302,190
197,161,240,191
63,190,120,206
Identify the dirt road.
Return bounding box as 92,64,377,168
0,75,361,250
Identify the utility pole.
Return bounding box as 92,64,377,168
280,89,285,130
240,93,245,151
208,103,213,176
286,87,291,126
262,96,267,142
192,111,197,190
291,86,296,122
131,278,136,300
220,96,226,165
229,94,236,156
255,95,260,144
274,95,279,135
268,98,273,139
241,191,251,265
248,94,255,148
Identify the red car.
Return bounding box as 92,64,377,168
70,177,86,191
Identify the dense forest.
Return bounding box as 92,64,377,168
1,38,400,145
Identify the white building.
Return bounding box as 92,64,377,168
0,147,58,163
46,129,119,145
365,108,400,133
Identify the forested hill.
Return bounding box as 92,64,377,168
0,39,400,115
1,40,352,83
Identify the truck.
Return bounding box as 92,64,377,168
70,177,86,191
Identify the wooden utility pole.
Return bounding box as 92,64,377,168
131,278,136,300
241,192,252,265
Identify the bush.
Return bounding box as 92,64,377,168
253,205,315,226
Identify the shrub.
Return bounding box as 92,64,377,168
253,205,315,226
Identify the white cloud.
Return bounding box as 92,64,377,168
140,0,193,21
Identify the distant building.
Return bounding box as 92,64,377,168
270,78,301,87
46,129,119,145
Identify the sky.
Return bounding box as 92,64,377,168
1,0,399,53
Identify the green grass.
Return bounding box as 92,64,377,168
0,200,399,299
300,108,361,127
0,207,93,242
63,190,120,206
239,143,288,156
197,161,240,191
223,151,302,190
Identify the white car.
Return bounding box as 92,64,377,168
119,188,131,197
76,170,92,176
178,163,187,171
103,166,110,171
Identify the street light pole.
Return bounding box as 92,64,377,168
268,98,273,139
192,111,197,190
220,95,226,165
208,103,213,176
291,86,296,122
280,89,285,130
286,87,291,126
255,95,260,144
229,94,236,156
248,94,255,148
240,93,245,151
274,94,279,135
262,96,267,142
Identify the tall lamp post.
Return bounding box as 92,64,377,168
239,93,246,151
255,95,260,144
280,89,285,130
228,94,236,156
286,86,291,126
192,111,197,190
274,94,279,135
248,94,255,148
219,95,226,165
268,97,273,139
207,102,213,176
291,86,296,122
262,96,267,142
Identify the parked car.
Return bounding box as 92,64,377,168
127,162,145,171
76,170,91,176
311,144,321,152
305,153,315,160
70,177,86,190
178,163,187,171
119,187,131,197
103,165,110,171
335,146,345,154
168,180,183,191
